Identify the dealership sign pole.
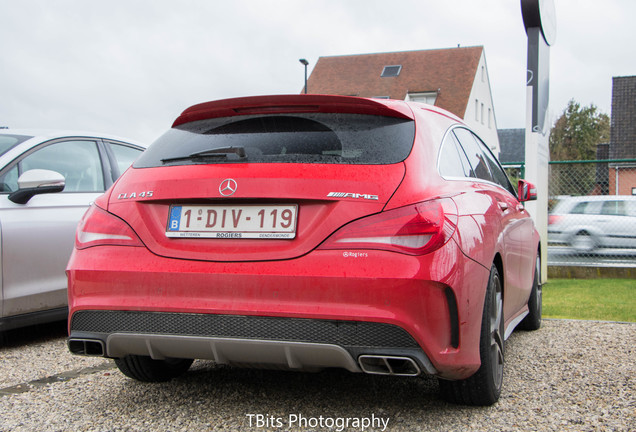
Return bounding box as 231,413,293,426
521,0,555,283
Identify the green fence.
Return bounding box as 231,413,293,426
502,158,636,202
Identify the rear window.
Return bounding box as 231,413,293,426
134,113,415,167
0,134,33,157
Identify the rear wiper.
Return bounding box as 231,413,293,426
162,146,246,164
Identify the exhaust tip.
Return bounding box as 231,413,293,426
358,355,421,376
68,339,105,357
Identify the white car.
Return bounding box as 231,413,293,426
0,129,145,332
548,195,636,253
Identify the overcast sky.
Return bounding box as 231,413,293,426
1,0,634,144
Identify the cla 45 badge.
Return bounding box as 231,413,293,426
117,191,154,199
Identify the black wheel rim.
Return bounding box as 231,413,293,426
489,274,504,390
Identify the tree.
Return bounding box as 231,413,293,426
548,100,610,196
549,99,610,161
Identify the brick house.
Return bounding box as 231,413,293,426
305,46,500,153
609,76,636,195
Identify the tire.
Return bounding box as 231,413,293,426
570,231,596,253
115,355,193,382
518,254,542,331
439,264,504,406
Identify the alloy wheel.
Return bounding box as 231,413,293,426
489,275,504,391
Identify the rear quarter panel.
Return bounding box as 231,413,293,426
384,106,462,210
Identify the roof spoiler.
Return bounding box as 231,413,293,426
172,94,414,127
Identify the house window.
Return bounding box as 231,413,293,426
481,66,485,82
488,108,492,128
481,103,484,124
381,65,402,77
475,99,479,121
406,92,437,105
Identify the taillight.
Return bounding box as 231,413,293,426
548,215,561,225
319,198,458,255
75,205,143,249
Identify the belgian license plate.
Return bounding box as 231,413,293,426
166,204,298,239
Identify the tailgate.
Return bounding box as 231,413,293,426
108,163,405,262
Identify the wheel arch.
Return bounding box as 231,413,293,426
492,252,504,299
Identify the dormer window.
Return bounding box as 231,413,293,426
406,92,438,105
381,65,402,77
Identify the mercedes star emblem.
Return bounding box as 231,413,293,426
219,178,238,196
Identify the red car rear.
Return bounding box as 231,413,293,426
67,95,541,406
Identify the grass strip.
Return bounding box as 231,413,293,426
543,278,635,322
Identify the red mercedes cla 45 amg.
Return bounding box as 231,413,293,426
67,95,541,406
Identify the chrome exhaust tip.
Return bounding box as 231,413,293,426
68,339,105,357
358,355,421,376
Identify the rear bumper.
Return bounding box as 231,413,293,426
68,311,434,376
67,240,489,380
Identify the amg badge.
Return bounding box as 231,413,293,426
327,192,379,200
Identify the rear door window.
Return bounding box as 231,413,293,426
584,201,603,215
477,141,517,196
135,113,415,167
452,128,494,183
452,127,516,196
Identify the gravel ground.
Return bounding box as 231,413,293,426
0,319,634,431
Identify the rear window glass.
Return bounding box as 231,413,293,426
0,134,32,157
134,113,415,167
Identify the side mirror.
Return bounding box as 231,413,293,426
518,179,537,202
8,169,66,204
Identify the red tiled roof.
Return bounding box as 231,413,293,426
306,46,483,118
